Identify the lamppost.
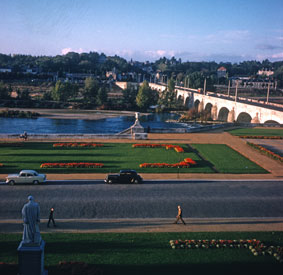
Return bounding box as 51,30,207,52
266,82,270,103
235,80,239,102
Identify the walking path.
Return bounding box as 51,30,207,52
1,218,283,233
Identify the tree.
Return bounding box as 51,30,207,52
0,82,10,99
136,81,157,110
96,86,108,106
51,81,78,101
122,86,138,109
83,77,99,104
17,88,30,100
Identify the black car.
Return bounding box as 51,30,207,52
104,170,143,184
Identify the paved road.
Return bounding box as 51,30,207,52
0,180,283,219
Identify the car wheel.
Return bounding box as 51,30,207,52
134,179,139,184
8,180,15,186
33,180,39,185
107,180,112,184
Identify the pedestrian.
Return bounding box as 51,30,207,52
47,207,56,227
174,205,186,225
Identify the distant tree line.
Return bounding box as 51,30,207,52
1,52,283,86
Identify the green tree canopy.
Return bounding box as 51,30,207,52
136,81,157,110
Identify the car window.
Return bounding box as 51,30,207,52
27,174,33,177
20,173,26,177
33,172,38,176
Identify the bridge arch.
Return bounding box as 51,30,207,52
236,112,252,123
264,120,280,125
218,107,229,121
194,99,200,110
205,102,213,112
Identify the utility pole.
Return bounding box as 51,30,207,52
235,81,238,102
227,80,230,96
266,82,270,103
203,78,207,95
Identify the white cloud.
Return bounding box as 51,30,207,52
204,30,250,44
144,50,175,58
272,52,283,59
61,48,72,55
61,47,84,55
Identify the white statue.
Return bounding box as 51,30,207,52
21,195,41,245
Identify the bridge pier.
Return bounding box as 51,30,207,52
227,108,235,123
251,113,260,123
198,100,204,113
211,105,218,120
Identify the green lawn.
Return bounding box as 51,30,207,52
228,128,283,137
0,142,267,174
191,144,267,173
0,232,282,275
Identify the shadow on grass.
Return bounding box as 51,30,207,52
42,262,283,275
1,262,281,275
186,144,219,173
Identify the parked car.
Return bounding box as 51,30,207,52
6,170,46,185
104,170,143,184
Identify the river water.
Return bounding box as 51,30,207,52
0,113,197,134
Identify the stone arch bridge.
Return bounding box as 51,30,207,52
149,83,283,124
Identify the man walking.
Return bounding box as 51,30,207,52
174,205,186,225
47,207,56,227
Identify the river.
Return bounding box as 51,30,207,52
0,113,197,134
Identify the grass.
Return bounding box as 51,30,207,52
191,144,267,173
228,128,283,137
0,232,282,274
0,142,267,174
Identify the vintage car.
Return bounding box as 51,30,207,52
104,170,143,184
6,170,46,185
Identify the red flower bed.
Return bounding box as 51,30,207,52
247,142,283,162
133,143,184,153
40,162,104,168
169,239,283,262
53,143,104,148
240,135,282,139
140,158,196,168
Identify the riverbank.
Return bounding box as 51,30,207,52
0,107,138,120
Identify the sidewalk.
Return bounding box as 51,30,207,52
1,218,283,233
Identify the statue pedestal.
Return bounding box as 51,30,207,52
18,240,47,275
130,112,148,139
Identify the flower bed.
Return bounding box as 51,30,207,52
53,143,104,148
240,135,282,139
134,144,194,168
40,162,104,168
140,158,196,168
0,163,3,167
133,143,184,153
247,142,283,162
169,239,283,262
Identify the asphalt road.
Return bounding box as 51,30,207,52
0,180,283,219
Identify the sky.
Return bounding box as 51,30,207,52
0,0,283,62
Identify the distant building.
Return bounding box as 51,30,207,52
65,73,95,83
257,69,274,77
217,66,227,78
106,68,118,80
0,68,12,73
